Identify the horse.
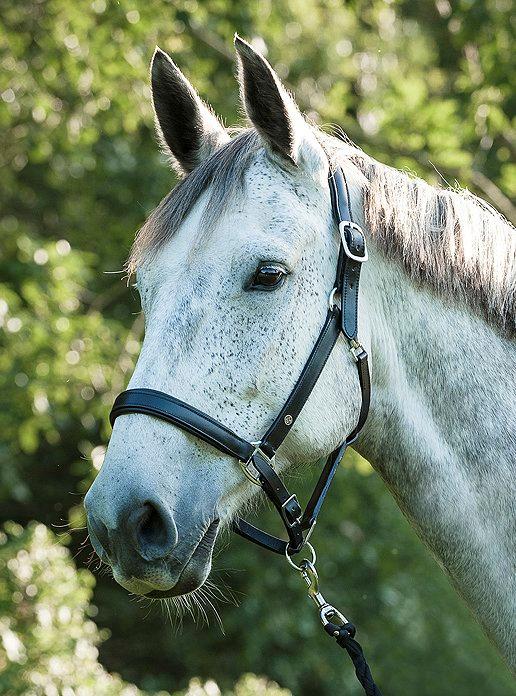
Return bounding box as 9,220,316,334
84,36,516,671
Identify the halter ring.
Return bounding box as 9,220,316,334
285,541,316,571
239,441,274,486
328,287,340,311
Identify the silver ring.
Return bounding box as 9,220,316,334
239,441,275,487
328,287,339,310
285,542,316,571
239,459,261,486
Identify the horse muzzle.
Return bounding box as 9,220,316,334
145,518,220,598
85,486,220,597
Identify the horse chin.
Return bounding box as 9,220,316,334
145,549,213,598
144,563,210,599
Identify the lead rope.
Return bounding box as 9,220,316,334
286,544,383,696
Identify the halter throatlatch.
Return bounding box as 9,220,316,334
110,166,382,696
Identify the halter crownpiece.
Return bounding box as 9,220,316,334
109,167,382,695
110,165,370,556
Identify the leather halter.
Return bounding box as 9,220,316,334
110,166,370,556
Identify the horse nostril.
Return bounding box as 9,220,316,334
139,505,162,545
127,502,178,561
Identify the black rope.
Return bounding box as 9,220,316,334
324,621,383,696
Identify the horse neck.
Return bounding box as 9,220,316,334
356,246,516,667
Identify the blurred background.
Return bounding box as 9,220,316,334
1,1,515,694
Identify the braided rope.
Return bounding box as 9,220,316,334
324,621,383,696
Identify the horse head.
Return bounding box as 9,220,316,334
85,37,368,598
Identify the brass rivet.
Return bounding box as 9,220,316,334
284,414,293,426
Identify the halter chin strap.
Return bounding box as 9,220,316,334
110,166,370,556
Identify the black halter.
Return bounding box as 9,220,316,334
109,166,382,696
110,166,370,557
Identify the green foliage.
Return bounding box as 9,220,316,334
0,235,132,509
0,520,139,695
1,1,515,695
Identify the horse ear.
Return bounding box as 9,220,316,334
234,35,323,169
150,47,229,174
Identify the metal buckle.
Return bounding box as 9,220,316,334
239,441,274,487
281,493,302,525
349,339,365,362
338,221,368,263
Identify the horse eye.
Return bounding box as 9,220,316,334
249,263,288,291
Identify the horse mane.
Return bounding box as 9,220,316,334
329,137,516,337
129,127,516,337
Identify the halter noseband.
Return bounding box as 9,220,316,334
110,166,370,557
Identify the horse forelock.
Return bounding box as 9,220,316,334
128,129,262,274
